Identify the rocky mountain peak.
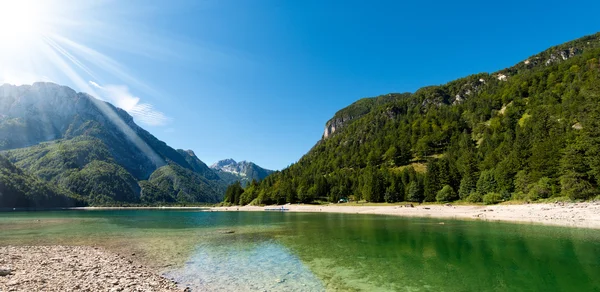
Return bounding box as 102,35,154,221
209,159,274,186
210,159,237,169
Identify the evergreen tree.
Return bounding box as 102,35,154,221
224,181,244,205
384,175,403,203
458,175,476,200
560,143,596,199
423,160,441,202
406,181,423,202
362,167,385,202
476,170,497,195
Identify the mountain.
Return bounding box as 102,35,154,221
0,155,84,208
0,82,226,207
210,159,274,186
231,32,600,205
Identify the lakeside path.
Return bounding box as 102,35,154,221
211,202,600,229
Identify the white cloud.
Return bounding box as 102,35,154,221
89,81,170,126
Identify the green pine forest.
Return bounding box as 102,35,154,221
224,32,600,206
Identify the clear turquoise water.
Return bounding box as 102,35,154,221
1,210,600,291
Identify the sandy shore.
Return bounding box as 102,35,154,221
211,202,600,229
0,246,184,292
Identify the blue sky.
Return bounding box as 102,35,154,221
2,0,600,170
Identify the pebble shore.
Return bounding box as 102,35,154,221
0,246,185,292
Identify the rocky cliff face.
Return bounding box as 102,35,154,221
323,115,355,139
322,93,411,139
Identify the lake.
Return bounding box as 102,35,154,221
1,210,599,291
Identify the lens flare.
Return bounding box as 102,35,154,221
0,0,169,168
0,0,46,48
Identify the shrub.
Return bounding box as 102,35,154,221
511,191,527,201
483,193,503,205
527,177,552,200
436,185,457,202
466,192,482,203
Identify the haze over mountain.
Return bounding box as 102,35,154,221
210,159,274,186
224,32,600,206
0,82,227,207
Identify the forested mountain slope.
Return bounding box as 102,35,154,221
234,32,600,205
0,155,84,208
0,82,226,206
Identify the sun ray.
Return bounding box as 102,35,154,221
43,36,101,81
49,33,161,99
0,0,171,129
39,32,166,168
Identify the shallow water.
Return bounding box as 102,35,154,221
1,210,600,291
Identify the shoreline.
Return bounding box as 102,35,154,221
210,202,600,229
70,206,209,210
5,203,599,229
0,246,184,291
0,206,209,212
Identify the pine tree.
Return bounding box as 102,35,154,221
406,181,423,202
560,143,595,199
423,160,440,202
476,170,497,195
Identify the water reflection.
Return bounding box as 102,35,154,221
276,214,600,291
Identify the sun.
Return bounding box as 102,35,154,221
0,0,46,45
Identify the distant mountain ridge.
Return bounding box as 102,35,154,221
210,159,273,186
0,82,227,207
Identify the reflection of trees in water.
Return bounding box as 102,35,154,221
276,214,600,291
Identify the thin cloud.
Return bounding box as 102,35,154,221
90,81,170,126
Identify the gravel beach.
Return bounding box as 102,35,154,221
0,246,183,292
